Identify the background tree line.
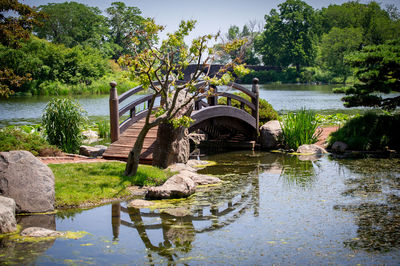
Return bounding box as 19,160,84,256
1,0,399,97
218,0,400,85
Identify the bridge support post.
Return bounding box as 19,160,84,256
208,85,218,106
252,78,260,136
109,81,120,142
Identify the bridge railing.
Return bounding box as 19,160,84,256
109,78,259,142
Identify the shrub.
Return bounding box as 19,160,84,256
0,127,61,156
218,92,279,125
328,112,400,151
42,98,88,153
281,108,321,150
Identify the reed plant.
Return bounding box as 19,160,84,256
280,108,321,150
96,120,110,139
42,98,87,153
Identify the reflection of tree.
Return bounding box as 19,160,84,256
111,163,261,264
279,155,319,188
334,158,400,252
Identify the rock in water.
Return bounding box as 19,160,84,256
20,227,63,237
296,144,328,154
146,174,196,199
0,196,17,233
260,120,283,150
0,151,55,213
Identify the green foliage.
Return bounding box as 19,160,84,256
256,0,317,71
315,113,359,126
96,120,110,139
337,39,400,110
318,27,363,83
35,2,108,48
218,92,278,125
328,112,400,151
319,1,400,45
0,37,111,94
0,127,61,156
49,162,171,207
42,98,88,153
280,108,321,150
106,2,147,59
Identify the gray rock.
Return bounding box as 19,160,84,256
20,227,64,237
79,145,107,157
296,144,328,154
0,151,55,213
0,196,17,234
146,174,196,199
167,163,196,173
331,141,348,153
186,160,211,169
82,130,99,144
162,207,192,217
179,170,221,186
260,120,283,150
127,199,154,209
153,90,194,168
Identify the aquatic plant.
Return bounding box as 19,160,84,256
42,98,87,153
280,108,321,150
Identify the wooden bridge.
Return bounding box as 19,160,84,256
102,77,260,164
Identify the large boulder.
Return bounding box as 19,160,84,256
0,196,17,234
179,170,221,186
0,151,55,213
146,174,196,199
153,90,194,169
260,120,283,150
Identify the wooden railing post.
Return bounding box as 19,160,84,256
252,78,260,136
109,81,120,142
208,85,218,106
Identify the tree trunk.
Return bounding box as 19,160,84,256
124,124,152,176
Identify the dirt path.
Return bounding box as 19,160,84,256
40,126,339,164
315,126,339,148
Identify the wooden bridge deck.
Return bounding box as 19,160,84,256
102,118,157,164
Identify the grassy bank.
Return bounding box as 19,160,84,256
49,162,171,208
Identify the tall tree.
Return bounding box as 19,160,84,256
0,0,43,97
216,21,261,65
34,2,108,48
106,2,146,59
319,1,400,45
256,0,316,71
334,39,400,110
319,27,363,84
120,20,248,176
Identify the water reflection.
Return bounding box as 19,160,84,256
0,214,56,265
334,158,400,252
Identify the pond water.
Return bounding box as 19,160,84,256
0,84,365,127
2,151,399,264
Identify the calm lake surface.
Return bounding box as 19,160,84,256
0,84,364,127
2,151,399,264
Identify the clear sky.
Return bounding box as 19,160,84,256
22,0,400,41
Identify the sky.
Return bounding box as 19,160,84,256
22,0,400,41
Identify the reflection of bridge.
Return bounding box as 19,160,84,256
103,75,261,164
110,166,260,263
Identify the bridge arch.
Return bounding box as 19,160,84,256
104,75,260,162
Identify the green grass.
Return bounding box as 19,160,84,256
49,162,171,208
280,108,321,150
